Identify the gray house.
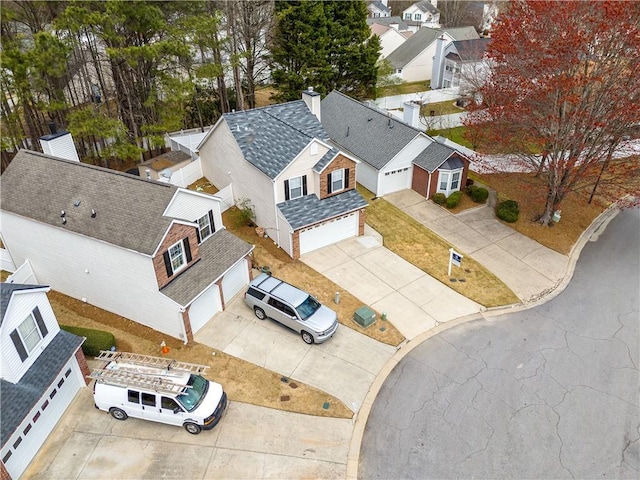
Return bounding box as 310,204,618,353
1,283,88,480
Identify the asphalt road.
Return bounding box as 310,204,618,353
359,207,640,479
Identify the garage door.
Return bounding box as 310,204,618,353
3,357,83,480
299,213,359,255
380,167,412,196
222,260,249,303
189,284,222,334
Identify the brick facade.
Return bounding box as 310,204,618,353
358,209,366,235
182,309,194,343
411,164,431,197
75,348,91,385
319,154,357,199
153,223,200,289
1,460,11,480
292,230,300,259
412,153,470,199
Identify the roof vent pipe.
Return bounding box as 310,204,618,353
48,121,56,135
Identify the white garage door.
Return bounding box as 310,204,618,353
3,357,83,480
380,166,412,196
189,284,222,334
222,260,249,303
299,213,359,255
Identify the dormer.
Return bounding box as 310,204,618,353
152,221,201,289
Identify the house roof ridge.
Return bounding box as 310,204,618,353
263,109,316,142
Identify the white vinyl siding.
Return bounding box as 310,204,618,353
275,141,331,204
355,161,379,194
1,356,83,480
0,212,186,340
378,134,431,196
163,190,222,236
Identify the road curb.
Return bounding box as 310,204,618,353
346,202,622,479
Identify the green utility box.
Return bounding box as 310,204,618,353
354,307,376,328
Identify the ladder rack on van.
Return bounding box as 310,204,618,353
94,350,209,374
88,368,190,395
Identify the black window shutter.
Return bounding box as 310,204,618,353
10,330,28,362
183,238,192,263
302,176,307,196
327,173,332,194
284,180,290,200
163,251,173,277
195,226,201,244
208,210,215,232
345,168,350,189
33,306,48,338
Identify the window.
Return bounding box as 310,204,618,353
13,437,22,449
404,13,411,19
246,287,265,300
24,424,32,436
163,238,192,277
58,378,65,388
415,13,422,20
161,397,181,410
437,169,463,196
3,452,12,463
327,168,349,194
11,306,48,361
284,175,307,200
141,393,156,407
41,400,49,411
49,389,57,399
33,412,41,423
65,368,71,377
128,390,140,404
196,210,215,243
451,171,461,190
395,69,402,74
439,172,450,191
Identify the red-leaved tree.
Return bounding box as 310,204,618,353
464,0,640,224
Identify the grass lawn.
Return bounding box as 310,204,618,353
428,126,475,149
421,100,464,117
358,185,520,308
376,80,430,97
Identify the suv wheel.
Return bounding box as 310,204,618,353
301,330,314,345
254,307,266,320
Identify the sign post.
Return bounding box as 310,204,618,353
448,248,463,277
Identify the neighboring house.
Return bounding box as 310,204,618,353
386,26,479,82
321,90,470,198
367,16,417,34
0,283,88,480
197,90,368,260
368,0,391,18
402,1,441,27
370,22,413,59
432,37,491,91
0,151,254,341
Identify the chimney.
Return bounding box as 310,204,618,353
302,87,321,122
39,125,80,162
403,101,421,129
432,34,448,89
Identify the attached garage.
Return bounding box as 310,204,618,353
221,259,249,304
379,166,412,196
188,284,222,334
299,213,359,256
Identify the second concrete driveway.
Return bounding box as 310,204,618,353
301,226,482,341
195,295,396,413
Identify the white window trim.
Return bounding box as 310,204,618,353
437,168,463,197
168,240,187,274
331,169,345,193
18,313,42,355
289,176,303,200
198,213,213,242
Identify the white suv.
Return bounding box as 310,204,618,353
244,273,339,344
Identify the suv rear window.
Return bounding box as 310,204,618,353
246,287,265,300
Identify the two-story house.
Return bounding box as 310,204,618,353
402,1,441,27
432,37,492,91
197,89,367,259
321,90,470,199
0,151,254,341
1,283,88,480
368,0,391,18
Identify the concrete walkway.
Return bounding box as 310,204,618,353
301,226,482,341
384,189,569,304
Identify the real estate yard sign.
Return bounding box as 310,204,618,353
448,248,463,277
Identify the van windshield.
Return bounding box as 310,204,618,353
296,295,320,320
176,374,209,412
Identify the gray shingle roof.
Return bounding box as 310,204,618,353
0,284,46,326
277,190,367,230
367,16,409,31
370,1,391,13
1,150,176,255
412,0,440,14
451,38,491,62
321,91,422,170
1,330,84,446
386,26,479,69
160,229,253,306
312,148,340,173
223,100,328,179
412,141,456,172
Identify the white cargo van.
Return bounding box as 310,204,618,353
89,351,227,434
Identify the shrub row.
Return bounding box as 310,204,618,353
497,199,519,223
61,325,116,357
467,185,489,203
432,191,463,209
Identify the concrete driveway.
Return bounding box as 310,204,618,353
195,295,396,413
385,189,569,304
24,388,352,480
301,227,482,341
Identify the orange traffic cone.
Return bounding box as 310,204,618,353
161,341,170,355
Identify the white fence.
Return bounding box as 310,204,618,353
160,159,204,188
213,184,234,212
6,260,38,284
1,248,16,273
